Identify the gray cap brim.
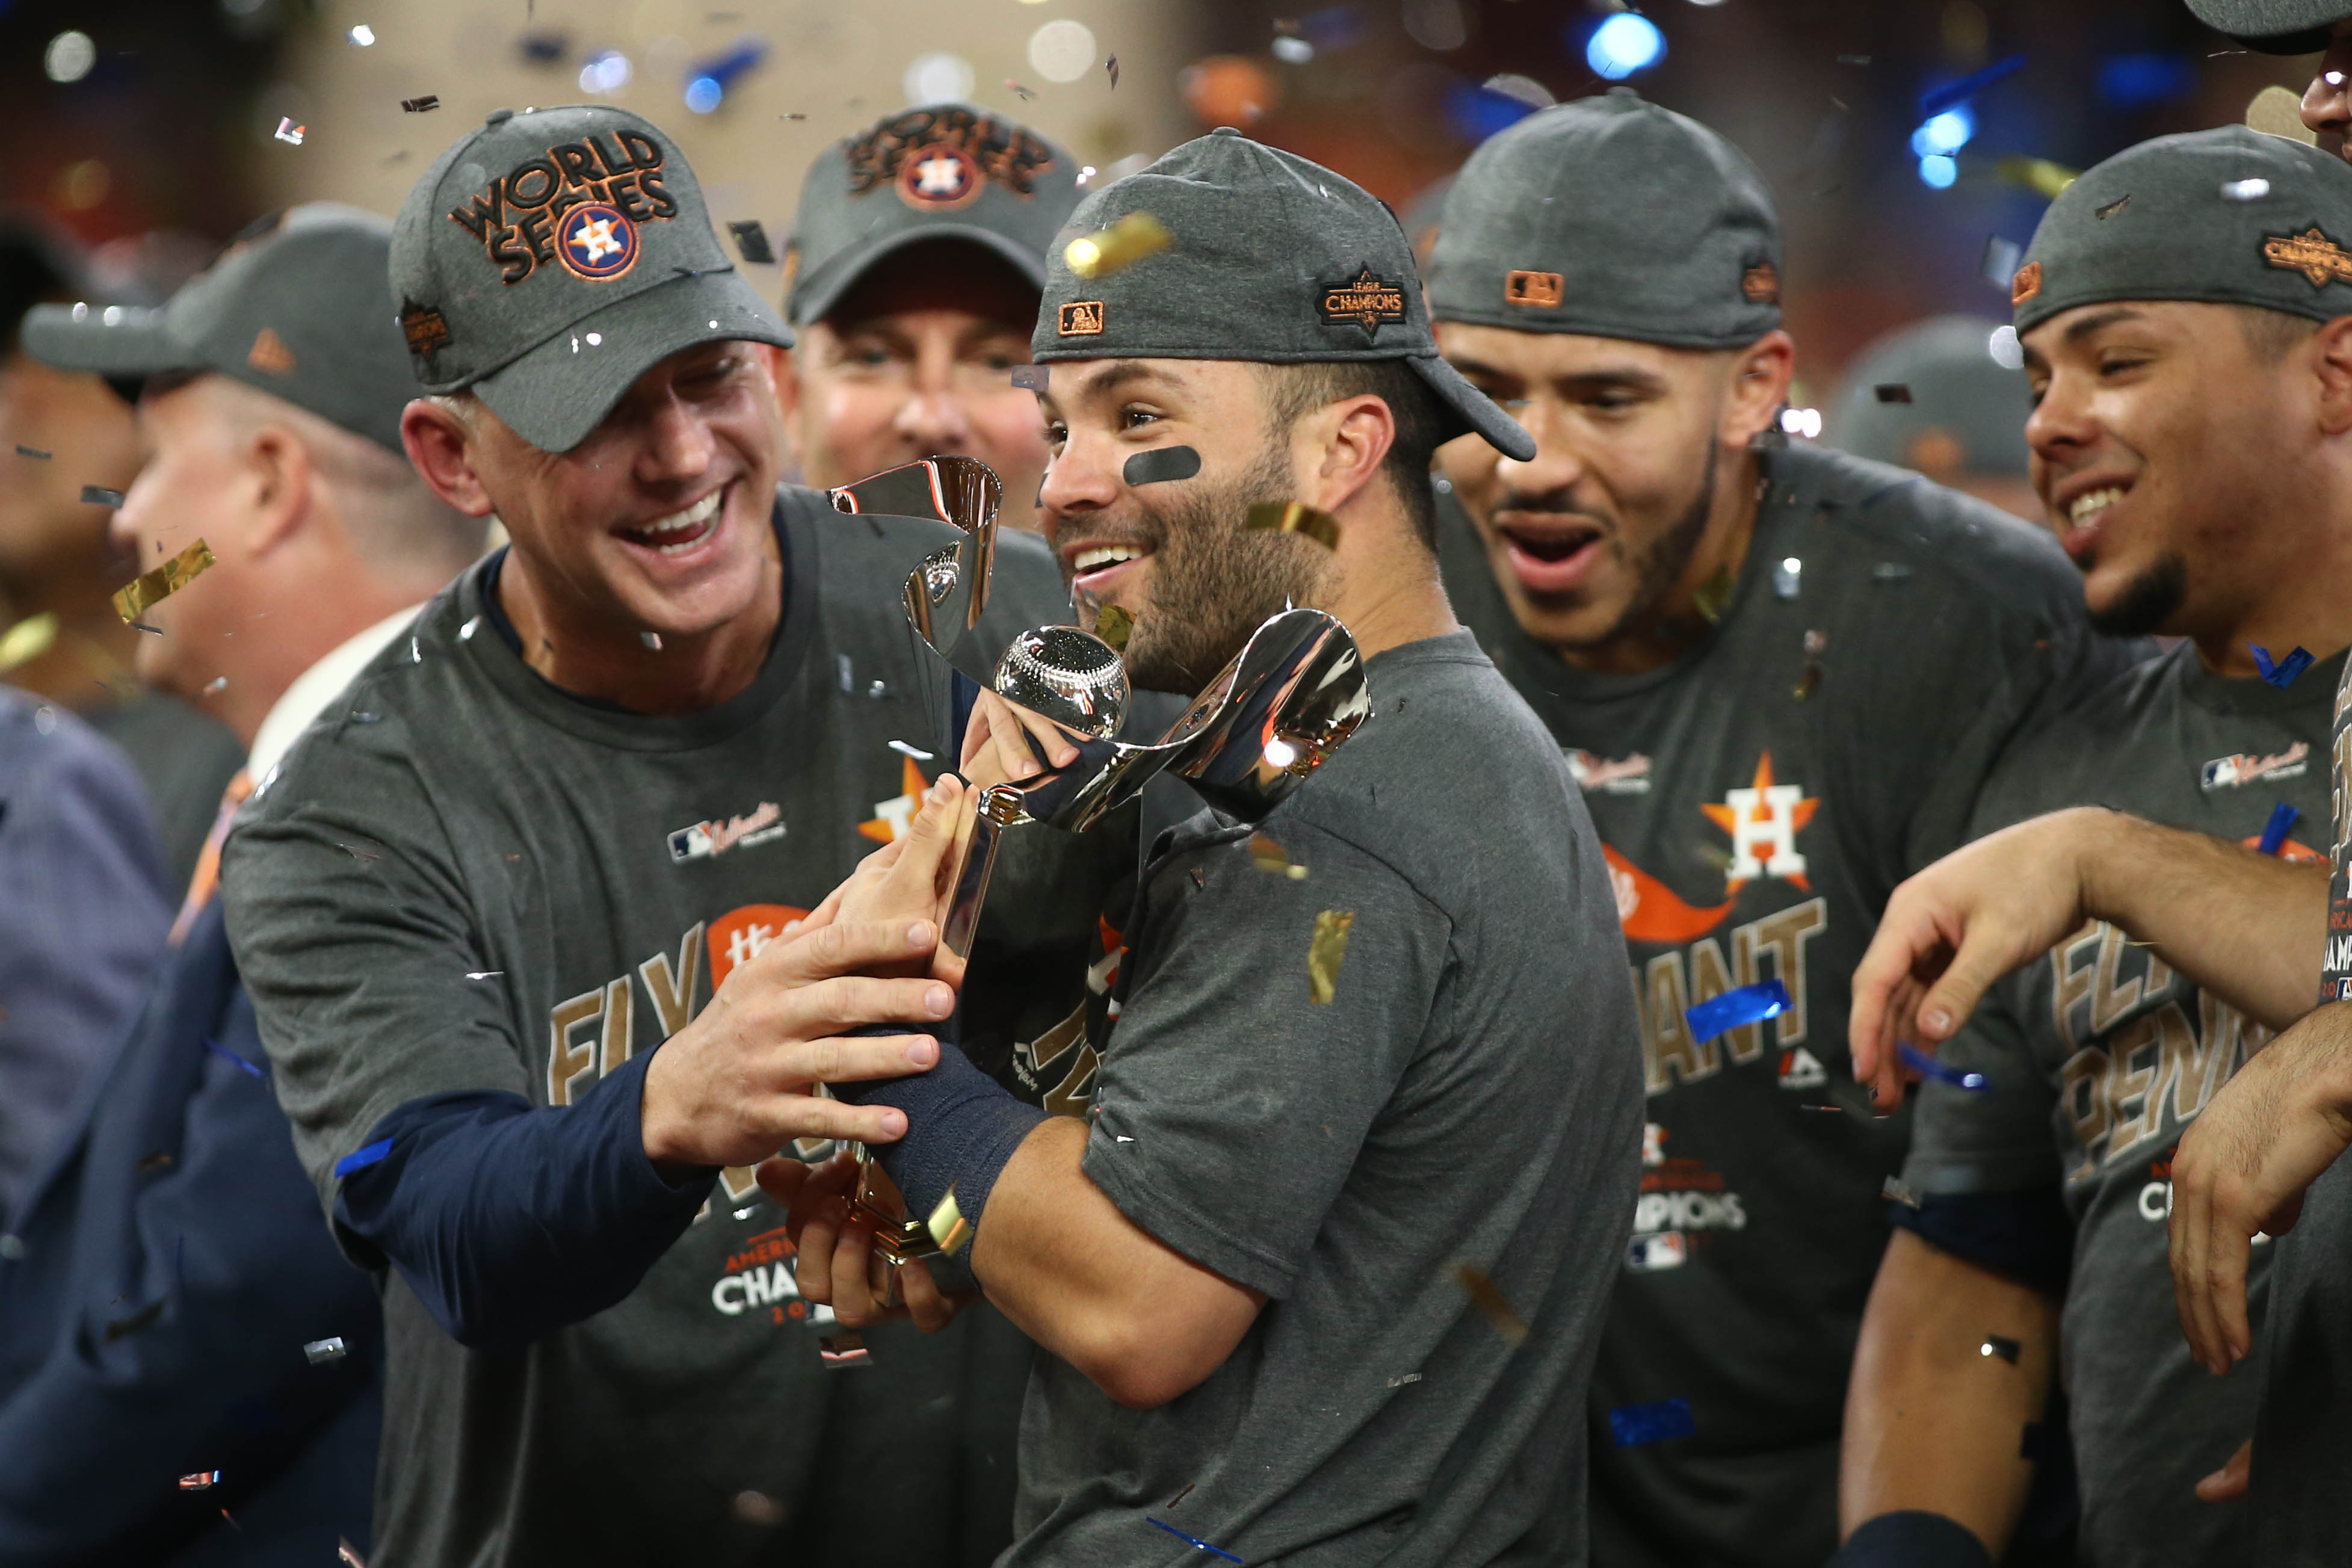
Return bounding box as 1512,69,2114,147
20,304,201,378
474,269,792,453
2184,0,2345,52
1410,352,1535,461
792,224,1046,327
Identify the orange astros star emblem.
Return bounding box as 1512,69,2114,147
859,757,929,844
1699,751,1819,895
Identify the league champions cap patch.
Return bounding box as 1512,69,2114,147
1505,270,1564,307
445,126,678,286
1320,267,1408,339
2264,226,2352,288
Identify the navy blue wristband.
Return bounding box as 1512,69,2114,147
1829,1512,1993,1568
830,1042,1046,1230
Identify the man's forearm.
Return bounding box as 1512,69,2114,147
2077,810,2329,1031
1841,1230,2059,1552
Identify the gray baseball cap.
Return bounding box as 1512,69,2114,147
1031,128,1533,460
2012,125,2352,336
2184,0,2348,54
785,103,1080,327
20,203,416,452
1830,316,2030,475
1427,88,1783,351
390,103,791,454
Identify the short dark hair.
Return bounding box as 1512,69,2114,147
1253,359,1446,546
2237,303,2324,363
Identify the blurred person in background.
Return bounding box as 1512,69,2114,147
1421,90,2137,1568
0,220,244,890
776,105,1081,532
1829,315,2040,527
0,202,485,1567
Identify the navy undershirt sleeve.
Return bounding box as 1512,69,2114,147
1888,1186,2073,1297
331,1048,717,1351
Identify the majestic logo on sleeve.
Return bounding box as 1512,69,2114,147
1319,268,1408,339
446,129,679,286
842,106,1057,206
2264,226,2352,289
1700,752,1818,894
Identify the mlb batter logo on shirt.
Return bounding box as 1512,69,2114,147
557,203,639,280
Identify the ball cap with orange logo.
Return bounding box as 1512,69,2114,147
391,103,791,454
1425,88,1782,351
783,102,1082,327
2011,125,2352,338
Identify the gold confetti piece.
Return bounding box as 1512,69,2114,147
338,1537,369,1567
1250,832,1309,879
1451,1261,1529,1347
2248,84,2317,146
400,94,440,113
1244,500,1341,549
1995,156,2078,200
1094,602,1134,652
111,539,215,624
2095,194,2129,220
1692,563,1735,623
1064,212,1171,280
0,613,58,671
1308,909,1354,1004
926,1185,971,1256
818,1333,871,1369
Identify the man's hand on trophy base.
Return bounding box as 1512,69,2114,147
961,688,1082,788
762,1152,966,1334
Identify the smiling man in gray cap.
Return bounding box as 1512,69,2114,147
220,106,1066,1567
1421,89,2135,1568
782,126,1646,1567
776,104,1080,531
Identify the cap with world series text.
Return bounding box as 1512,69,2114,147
2184,0,2351,55
2011,125,2352,337
785,103,1082,327
391,103,791,454
20,203,418,453
1031,127,1533,460
1426,88,1783,351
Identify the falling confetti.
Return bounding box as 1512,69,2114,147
1250,832,1309,879
1898,1041,1989,1092
1883,1175,1922,1208
304,1336,348,1364
1981,1335,2022,1363
2259,801,2300,857
348,24,375,46
401,95,440,113
179,1471,221,1491
1244,500,1341,550
1093,603,1134,652
1010,363,1049,392
1684,980,1791,1045
2252,643,2313,687
1919,54,2025,116
333,1137,395,1179
1609,1397,1696,1446
82,485,124,506
203,676,227,694
14,444,51,459
338,1540,369,1568
466,970,504,980
203,1037,267,1079
1692,563,1736,623
888,739,935,761
1307,910,1354,1004
1995,156,2078,200
2095,194,2131,220
726,220,775,264
640,631,662,650
1146,1518,1238,1562
1167,1483,1197,1508
1006,78,1037,100
1979,234,2022,289
2221,177,2272,202
1064,211,1171,279
0,613,58,672
1451,1261,1529,1346
1106,54,1119,89
1388,1372,1422,1386
819,1333,871,1369
111,538,215,623
274,117,306,146
1872,384,1912,404
927,1185,972,1256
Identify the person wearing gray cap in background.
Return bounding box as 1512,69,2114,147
0,200,486,1565
218,106,1067,1567
776,104,1080,532
1837,125,2352,1568
1829,315,2039,527
1845,124,2352,1567
1420,88,2135,1568
777,126,1644,1566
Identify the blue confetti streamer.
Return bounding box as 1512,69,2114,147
1610,1397,1696,1446
1146,1516,1243,1563
332,1138,395,1179
203,1037,267,1079
2260,801,2300,856
1684,980,1791,1044
1899,1042,1989,1092
2251,644,2314,688
1920,54,2027,116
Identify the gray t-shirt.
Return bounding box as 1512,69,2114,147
1011,631,1647,1567
1905,642,2336,1567
2249,646,2352,1567
1434,443,2141,1568
223,487,1069,1568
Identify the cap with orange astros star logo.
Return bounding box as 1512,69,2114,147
1700,752,1818,895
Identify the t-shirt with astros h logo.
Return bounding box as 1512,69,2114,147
222,486,1069,1568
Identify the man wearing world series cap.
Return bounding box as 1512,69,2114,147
220,106,1067,1566
1419,91,2134,1568
776,104,1081,531
781,126,1646,1566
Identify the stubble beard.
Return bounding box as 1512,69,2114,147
2087,551,2187,638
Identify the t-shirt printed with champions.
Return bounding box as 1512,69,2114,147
1903,642,2339,1568
223,487,1070,1568
1434,442,2144,1568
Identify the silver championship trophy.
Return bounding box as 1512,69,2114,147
826,459,1373,1303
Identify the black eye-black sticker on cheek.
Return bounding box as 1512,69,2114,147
1123,445,1201,486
